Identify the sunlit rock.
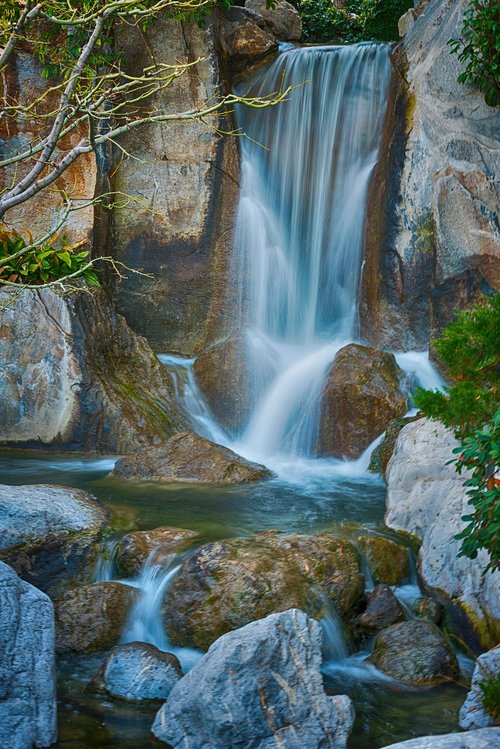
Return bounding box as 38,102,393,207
116,526,199,577
245,0,302,41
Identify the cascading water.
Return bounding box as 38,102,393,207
229,43,392,461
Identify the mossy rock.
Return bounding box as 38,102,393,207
357,533,409,586
368,413,422,475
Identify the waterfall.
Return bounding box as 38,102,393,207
229,43,392,461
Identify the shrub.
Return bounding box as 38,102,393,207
296,0,413,44
479,672,500,721
448,0,500,107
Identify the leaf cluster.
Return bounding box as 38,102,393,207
0,227,100,287
479,672,500,720
448,0,500,107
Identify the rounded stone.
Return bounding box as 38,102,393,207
116,526,199,576
357,534,410,586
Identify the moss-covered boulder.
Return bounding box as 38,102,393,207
116,526,199,577
55,582,138,653
318,344,407,459
369,621,459,685
357,534,410,586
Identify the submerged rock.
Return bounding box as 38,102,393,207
55,581,139,653
111,431,273,484
357,533,410,586
0,483,109,597
381,728,500,749
459,646,500,730
116,526,199,576
0,562,57,749
152,609,354,749
386,418,500,650
318,344,407,459
369,620,458,685
93,642,182,702
359,585,404,630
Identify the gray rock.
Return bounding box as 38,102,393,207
93,641,182,702
369,620,459,685
385,418,500,650
245,0,302,41
359,585,404,630
459,646,500,730
381,728,500,749
413,597,442,625
0,483,109,596
151,609,354,749
0,561,57,749
111,431,273,484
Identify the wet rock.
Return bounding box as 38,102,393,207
93,641,182,702
245,0,302,41
0,483,109,597
386,418,500,650
369,620,458,685
152,609,354,749
459,646,500,730
193,333,250,434
0,287,184,453
359,585,404,630
0,562,57,749
163,538,310,650
413,597,442,625
368,414,423,475
112,431,272,484
116,526,199,576
55,582,139,653
357,534,410,586
318,344,407,459
381,728,500,749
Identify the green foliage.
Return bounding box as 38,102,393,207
479,672,500,720
295,0,413,44
0,227,100,287
448,0,500,107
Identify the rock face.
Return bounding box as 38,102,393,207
359,585,404,630
112,431,272,484
385,418,500,650
0,287,184,453
163,533,363,650
381,729,500,749
245,0,302,40
318,344,407,459
152,609,355,749
361,0,500,350
0,484,109,596
0,562,57,749
93,642,182,702
370,620,458,685
357,534,410,585
459,646,500,730
116,526,199,576
55,581,138,653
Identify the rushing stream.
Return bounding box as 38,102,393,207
1,41,468,749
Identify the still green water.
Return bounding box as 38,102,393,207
0,452,468,748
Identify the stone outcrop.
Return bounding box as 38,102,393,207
245,0,302,41
318,344,407,459
218,7,278,64
111,431,272,484
357,534,410,585
386,418,500,650
163,533,363,650
0,287,184,453
0,562,57,749
459,646,500,730
0,484,109,597
93,642,182,702
55,581,139,653
369,620,458,685
361,0,500,350
381,729,500,749
116,526,199,576
152,609,354,749
359,585,404,630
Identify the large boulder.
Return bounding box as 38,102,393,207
369,620,459,685
381,728,500,749
151,609,355,749
245,0,302,41
111,431,273,484
0,562,57,749
55,581,139,653
318,344,407,459
0,484,109,597
459,646,500,730
116,526,199,576
0,287,184,453
92,641,182,702
163,533,363,650
217,7,278,66
357,533,410,586
361,0,500,351
385,418,500,650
